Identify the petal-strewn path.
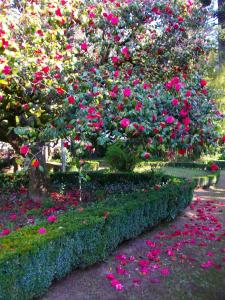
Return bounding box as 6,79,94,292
41,172,225,300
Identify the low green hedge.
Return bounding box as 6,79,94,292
0,177,194,300
51,170,166,187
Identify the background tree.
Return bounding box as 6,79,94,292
0,0,222,199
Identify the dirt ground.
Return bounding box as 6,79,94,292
41,172,225,300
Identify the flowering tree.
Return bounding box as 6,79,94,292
0,0,222,199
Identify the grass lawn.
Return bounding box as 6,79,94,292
160,167,210,179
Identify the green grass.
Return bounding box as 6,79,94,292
160,167,210,179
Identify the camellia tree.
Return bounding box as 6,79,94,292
0,0,222,199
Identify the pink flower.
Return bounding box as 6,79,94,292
114,70,119,78
115,283,124,291
182,117,190,126
120,118,130,128
80,43,88,51
165,116,175,124
1,228,10,236
201,260,213,268
171,98,179,105
139,125,145,131
106,273,115,280
123,88,131,97
121,47,129,55
111,279,120,286
47,215,57,223
38,227,47,234
2,65,11,75
111,16,119,25
20,145,29,156
175,83,182,91
9,213,17,221
186,90,191,97
221,136,225,143
112,56,119,63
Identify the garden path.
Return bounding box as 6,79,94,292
41,171,225,300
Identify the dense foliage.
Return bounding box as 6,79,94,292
0,0,222,163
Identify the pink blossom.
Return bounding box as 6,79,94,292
2,65,11,75
111,279,120,286
112,56,119,63
111,16,119,25
175,83,182,91
182,117,190,126
106,273,115,280
165,116,175,124
115,283,124,291
201,260,214,268
20,145,29,156
172,98,179,106
9,213,17,221
114,70,119,78
1,228,10,236
120,118,130,128
38,227,47,234
47,215,57,223
121,47,129,55
80,43,88,51
123,88,131,97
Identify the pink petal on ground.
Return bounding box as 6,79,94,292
106,273,115,280
160,268,170,276
150,278,161,283
115,283,124,291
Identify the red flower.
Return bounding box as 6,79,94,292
55,8,62,17
2,65,11,75
200,79,207,87
210,164,219,172
42,66,50,73
178,149,186,155
144,152,150,159
20,145,29,156
32,159,40,168
56,87,65,94
68,95,75,104
80,43,88,51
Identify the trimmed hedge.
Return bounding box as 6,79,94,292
0,177,194,300
51,170,166,186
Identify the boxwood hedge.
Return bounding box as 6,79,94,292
0,176,194,300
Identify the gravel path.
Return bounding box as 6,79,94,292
41,172,225,300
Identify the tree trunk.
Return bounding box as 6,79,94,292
61,139,67,172
28,144,49,201
218,0,225,67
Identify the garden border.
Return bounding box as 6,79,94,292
0,177,194,300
